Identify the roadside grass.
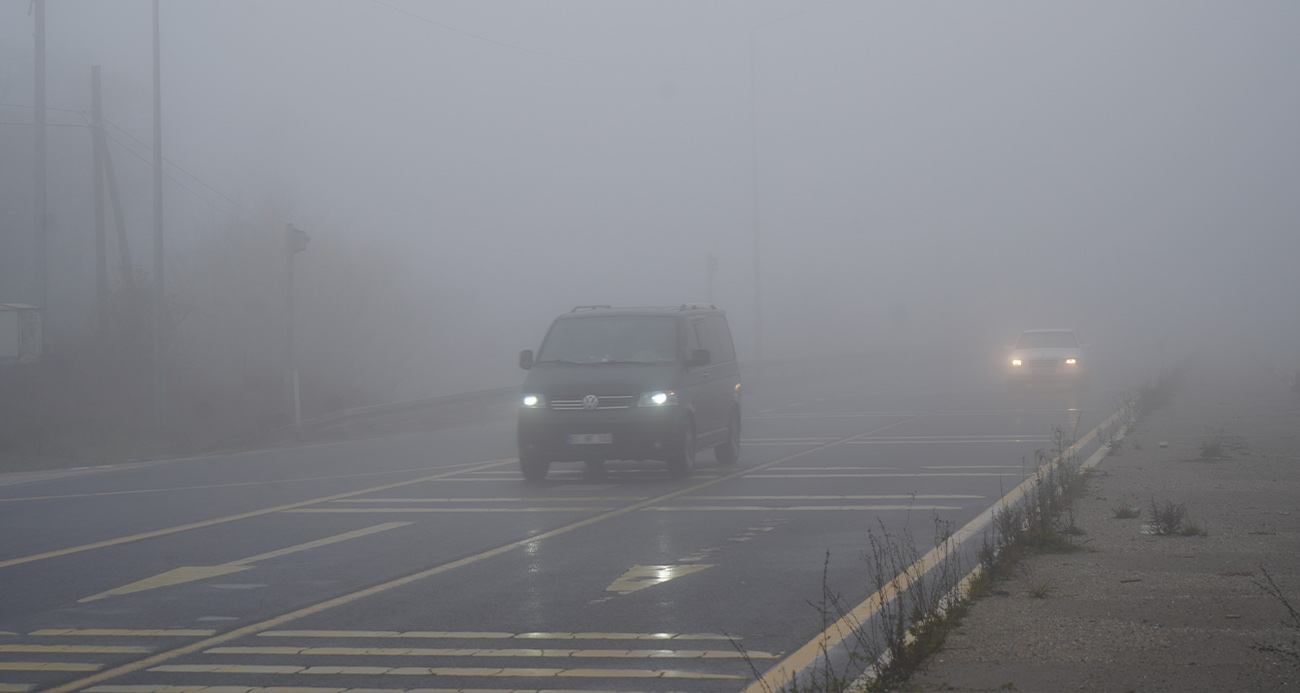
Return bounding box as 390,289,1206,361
1253,566,1300,669
1146,497,1209,536
1111,499,1141,519
1147,498,1187,535
1198,426,1245,459
1030,580,1054,599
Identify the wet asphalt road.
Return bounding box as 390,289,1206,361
0,364,1123,693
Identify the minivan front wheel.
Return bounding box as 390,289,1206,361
714,410,740,467
667,422,695,477
520,454,550,483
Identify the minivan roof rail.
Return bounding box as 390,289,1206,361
567,304,719,314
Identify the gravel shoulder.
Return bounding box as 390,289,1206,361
908,358,1300,692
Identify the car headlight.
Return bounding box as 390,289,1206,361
1011,358,1022,367
638,391,678,407
1065,358,1077,365
521,394,546,409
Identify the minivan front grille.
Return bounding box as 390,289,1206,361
550,395,635,410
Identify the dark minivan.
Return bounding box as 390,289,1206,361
517,305,741,481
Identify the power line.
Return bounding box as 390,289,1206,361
100,129,260,232
368,0,736,71
100,116,266,228
3,100,267,229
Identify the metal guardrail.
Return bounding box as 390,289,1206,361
284,351,878,442
280,350,914,444
294,385,521,439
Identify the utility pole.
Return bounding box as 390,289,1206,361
749,26,763,362
285,223,310,432
92,66,108,335
100,123,133,288
151,0,166,441
33,0,47,313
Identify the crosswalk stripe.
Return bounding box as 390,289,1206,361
284,507,614,514
148,664,744,679
0,646,149,654
257,630,733,641
30,630,215,638
204,646,773,659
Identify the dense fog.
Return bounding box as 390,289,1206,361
2,1,1298,418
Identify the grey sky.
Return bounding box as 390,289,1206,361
2,1,1297,387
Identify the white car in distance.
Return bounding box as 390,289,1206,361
1006,329,1088,392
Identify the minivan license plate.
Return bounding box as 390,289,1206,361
568,434,612,445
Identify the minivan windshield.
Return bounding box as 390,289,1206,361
1015,331,1079,349
537,316,678,364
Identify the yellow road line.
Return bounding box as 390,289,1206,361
230,522,410,566
41,406,953,693
845,439,1048,444
147,663,744,679
923,465,1024,469
745,406,1126,693
0,645,148,654
754,470,1024,475
750,466,897,470
79,523,411,603
203,646,774,659
0,462,488,504
87,687,631,693
684,495,983,500
285,507,613,514
29,630,215,638
853,435,1051,440
0,460,513,570
748,413,920,419
329,497,643,503
644,505,961,512
258,630,734,640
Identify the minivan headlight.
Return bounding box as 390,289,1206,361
521,394,546,409
638,391,677,407
1065,358,1077,365
1011,358,1023,367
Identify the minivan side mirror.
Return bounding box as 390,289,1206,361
686,348,711,367
519,349,534,370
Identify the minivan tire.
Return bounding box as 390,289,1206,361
715,410,740,467
666,422,695,477
520,454,550,483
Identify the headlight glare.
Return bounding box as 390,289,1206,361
638,391,677,407
1011,358,1022,367
1065,358,1077,365
521,394,545,408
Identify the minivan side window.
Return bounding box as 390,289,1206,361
704,315,736,362
686,319,704,356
